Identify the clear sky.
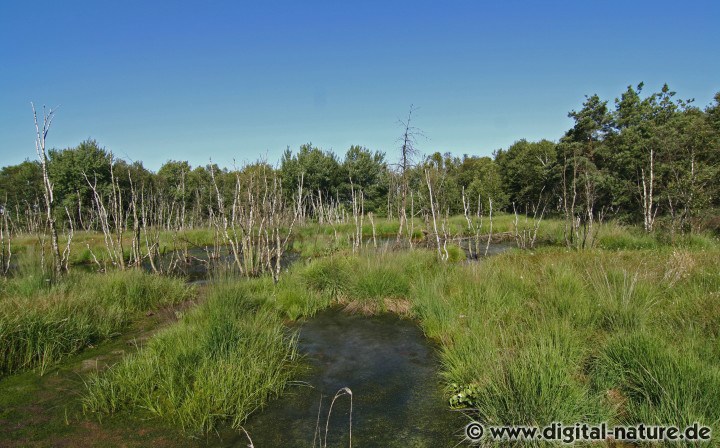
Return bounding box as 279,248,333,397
1,0,718,171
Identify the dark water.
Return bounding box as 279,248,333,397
460,240,515,259
137,246,299,283
219,309,468,447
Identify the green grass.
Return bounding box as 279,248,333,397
420,249,720,445
0,256,191,376
271,246,720,444
592,331,720,433
6,218,719,444
82,277,299,435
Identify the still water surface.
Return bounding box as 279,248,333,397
220,308,468,447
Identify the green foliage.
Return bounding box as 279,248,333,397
0,160,43,215
495,139,555,207
300,256,356,297
280,143,343,199
271,273,331,319
48,139,114,218
459,325,608,427
341,145,389,212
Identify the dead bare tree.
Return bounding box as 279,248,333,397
395,105,422,244
461,187,495,258
424,168,446,260
461,187,478,258
561,147,577,249
640,147,657,233
349,179,365,253
83,153,128,269
60,207,74,271
271,173,303,282
561,144,601,250
368,212,377,248
484,197,494,257
512,198,547,250
141,184,162,273
32,103,63,275
1,202,11,275
128,170,143,267
209,162,303,280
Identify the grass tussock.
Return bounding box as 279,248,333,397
592,332,720,432
416,248,720,444
0,259,190,376
82,278,299,435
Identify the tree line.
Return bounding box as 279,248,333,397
1,83,719,239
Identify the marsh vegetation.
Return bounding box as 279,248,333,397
1,85,719,446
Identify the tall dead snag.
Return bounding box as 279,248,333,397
640,147,656,233
60,207,74,271
128,170,143,267
350,178,365,253
108,155,126,269
1,200,11,275
368,212,377,248
140,184,162,273
209,162,242,271
561,143,597,250
484,197,494,257
396,105,421,244
32,103,63,275
424,168,446,260
270,172,303,283
179,167,187,230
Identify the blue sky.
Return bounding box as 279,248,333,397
1,0,718,171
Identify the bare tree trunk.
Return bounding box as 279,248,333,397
640,147,655,233
141,185,160,273
60,207,74,271
561,151,571,248
425,169,444,260
109,155,126,269
32,103,62,275
484,198,493,257
1,202,12,275
409,191,415,248
128,171,142,267
76,190,87,231
581,171,593,249
396,105,419,244
180,168,186,230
